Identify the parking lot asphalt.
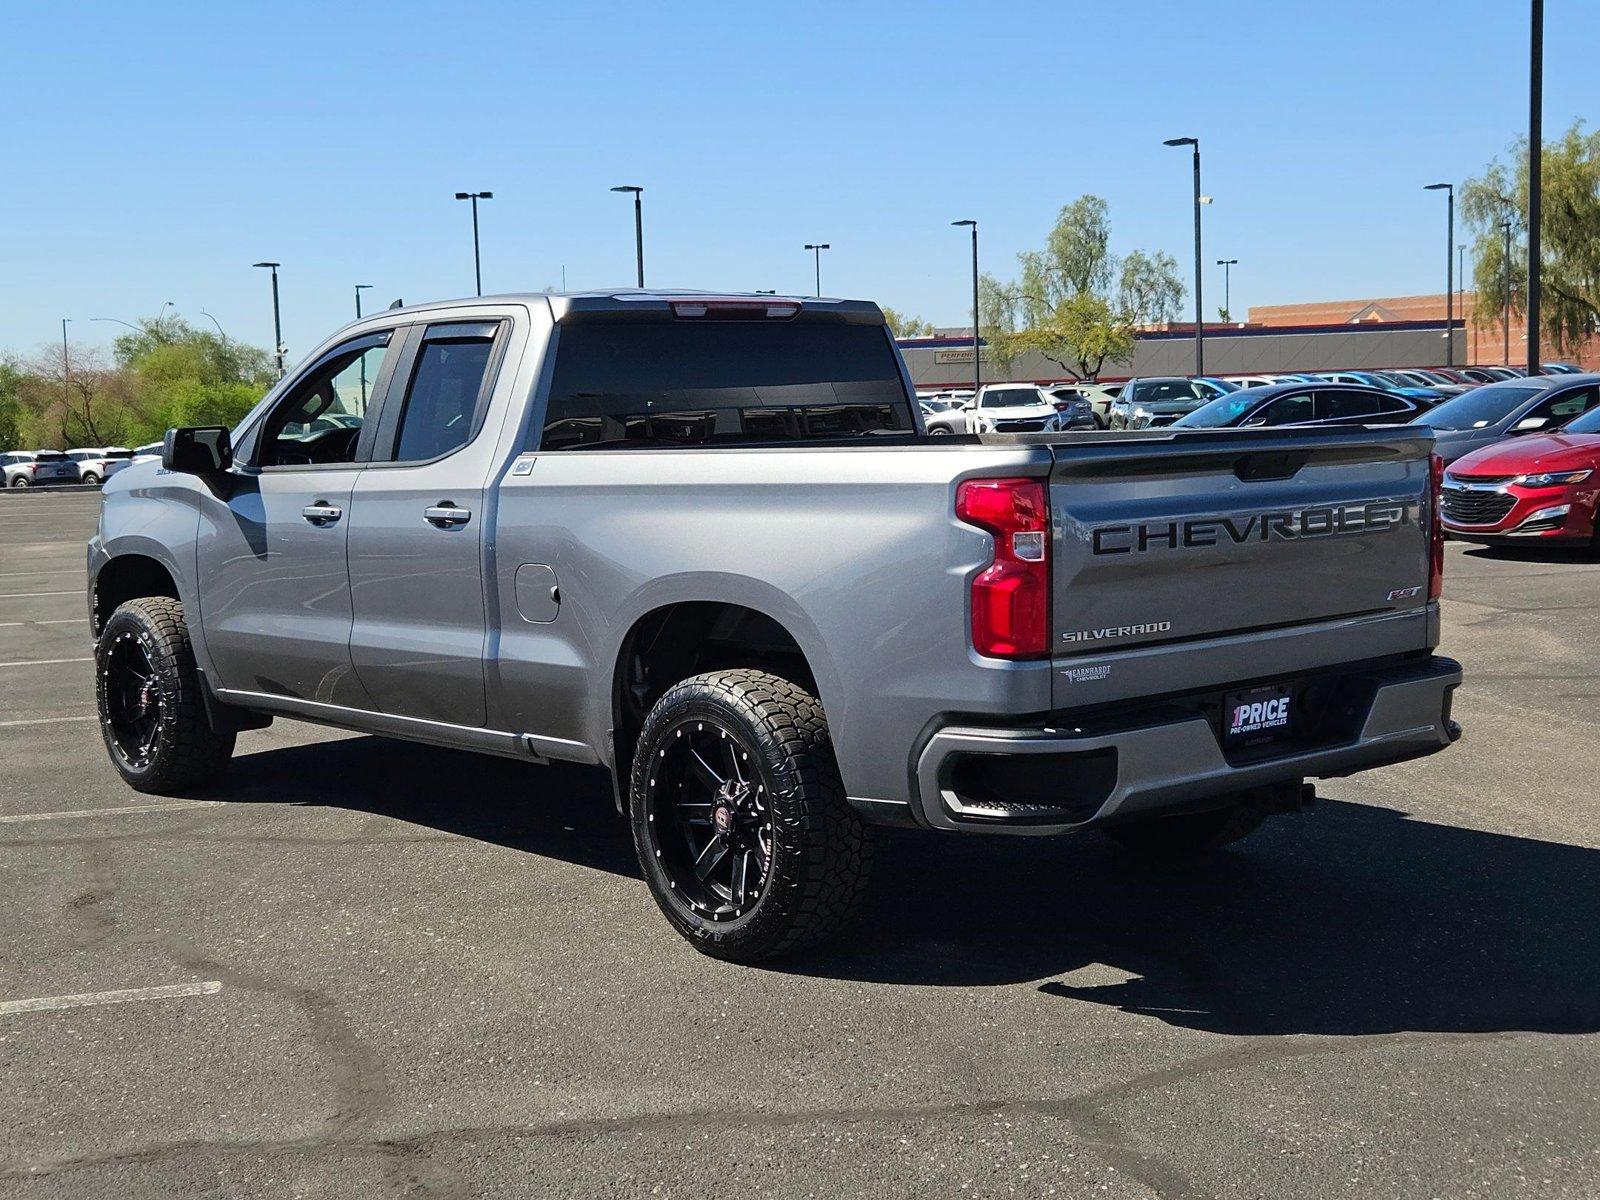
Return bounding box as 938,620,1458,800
1,488,1596,1199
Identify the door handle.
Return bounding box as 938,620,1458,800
301,503,343,525
424,504,472,528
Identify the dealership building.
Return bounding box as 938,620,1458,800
897,291,1596,389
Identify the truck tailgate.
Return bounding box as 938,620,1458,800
1048,427,1435,685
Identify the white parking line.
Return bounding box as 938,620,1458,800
0,570,83,579
0,591,81,599
0,981,222,1017
0,657,93,668
0,619,85,628
0,715,96,728
0,801,222,823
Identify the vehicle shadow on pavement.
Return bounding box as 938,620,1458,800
212,738,1600,1037
1461,543,1600,565
211,735,639,879
791,801,1600,1038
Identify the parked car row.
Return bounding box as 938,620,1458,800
920,383,1099,435
0,447,135,487
916,361,1597,549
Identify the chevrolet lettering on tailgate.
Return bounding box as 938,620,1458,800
1090,499,1416,556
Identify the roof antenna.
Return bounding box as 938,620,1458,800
387,298,404,310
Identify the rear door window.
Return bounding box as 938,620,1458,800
388,323,501,462
1315,390,1382,421
1255,393,1314,425
537,320,913,450
1528,385,1600,426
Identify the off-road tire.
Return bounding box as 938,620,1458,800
96,596,234,793
629,669,873,962
1104,800,1267,861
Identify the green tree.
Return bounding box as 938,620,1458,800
882,308,937,337
1463,121,1600,353
0,360,24,450
979,197,1184,379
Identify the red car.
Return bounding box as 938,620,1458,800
1441,402,1600,545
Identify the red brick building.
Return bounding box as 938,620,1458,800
1248,292,1599,371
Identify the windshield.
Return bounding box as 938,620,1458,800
1414,384,1541,430
981,389,1041,407
538,320,914,450
1126,379,1200,405
1173,393,1263,427
1561,405,1600,435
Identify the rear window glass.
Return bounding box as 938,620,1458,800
35,451,66,462
536,321,913,450
1414,384,1541,431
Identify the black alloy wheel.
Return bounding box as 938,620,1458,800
102,629,164,770
642,716,774,919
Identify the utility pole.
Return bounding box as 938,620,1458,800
951,221,980,397
803,243,830,297
1526,0,1543,374
1164,137,1204,374
1500,219,1513,366
1425,184,1455,365
1216,258,1238,323
454,191,494,296
610,186,645,287
61,318,71,414
355,284,374,406
253,262,284,377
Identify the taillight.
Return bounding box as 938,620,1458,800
955,477,1050,659
1429,453,1445,600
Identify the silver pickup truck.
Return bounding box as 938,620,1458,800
87,291,1461,961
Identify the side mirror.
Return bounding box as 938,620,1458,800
162,426,233,474
1512,416,1548,433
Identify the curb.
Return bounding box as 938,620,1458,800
0,484,103,499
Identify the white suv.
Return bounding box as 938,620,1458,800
66,447,135,487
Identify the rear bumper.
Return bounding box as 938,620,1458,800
912,655,1461,836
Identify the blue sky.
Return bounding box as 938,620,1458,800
1,0,1593,365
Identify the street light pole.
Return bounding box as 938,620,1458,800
1500,219,1513,366
610,186,645,287
1425,183,1455,366
61,318,71,412
1216,258,1238,323
454,191,494,296
803,243,830,298
1164,137,1204,375
355,284,375,406
951,221,979,396
1527,0,1543,374
1458,244,1468,362
252,262,284,377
